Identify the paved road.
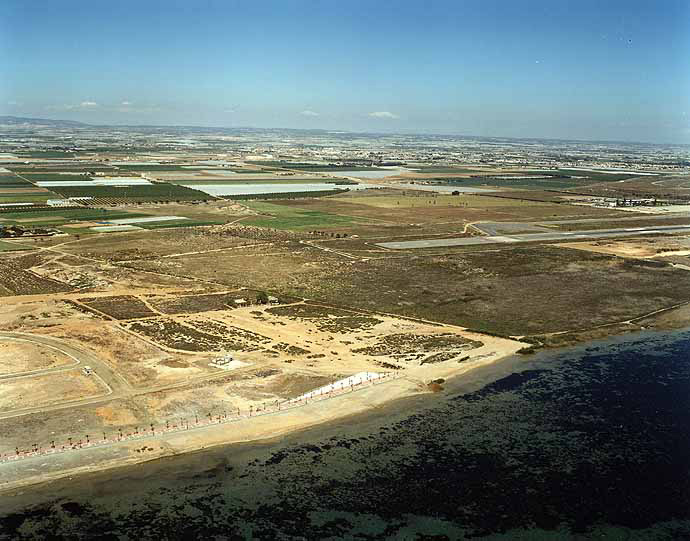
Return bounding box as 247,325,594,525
377,224,690,250
473,214,690,236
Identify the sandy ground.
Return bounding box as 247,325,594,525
0,371,108,413
0,331,521,494
0,340,75,374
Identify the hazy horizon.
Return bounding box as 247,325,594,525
2,0,689,144
4,114,690,148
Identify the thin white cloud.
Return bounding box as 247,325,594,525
368,111,399,119
121,100,132,106
300,110,319,117
48,101,100,111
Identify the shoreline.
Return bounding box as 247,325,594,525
2,295,689,501
1,325,688,521
0,332,523,497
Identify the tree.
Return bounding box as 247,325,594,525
256,291,269,304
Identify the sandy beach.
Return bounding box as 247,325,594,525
0,332,522,495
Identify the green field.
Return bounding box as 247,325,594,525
139,220,225,230
115,165,195,171
410,166,489,174
0,175,32,187
555,169,639,182
47,183,212,202
249,161,381,171
14,151,76,158
222,189,347,201
441,178,585,190
242,201,361,230
0,240,33,252
7,165,116,173
0,208,153,226
0,194,52,204
21,173,93,182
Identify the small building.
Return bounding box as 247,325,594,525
234,298,248,307
267,295,280,304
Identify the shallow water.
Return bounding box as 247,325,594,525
1,330,689,540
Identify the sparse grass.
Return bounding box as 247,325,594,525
242,201,362,230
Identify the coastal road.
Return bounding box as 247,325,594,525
377,224,690,250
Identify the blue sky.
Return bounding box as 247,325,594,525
1,0,689,143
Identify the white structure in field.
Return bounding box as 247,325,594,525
47,199,80,207
209,354,250,370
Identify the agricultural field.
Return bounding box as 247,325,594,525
561,174,689,200
0,208,153,228
6,165,117,173
404,166,494,174
0,240,31,252
0,174,33,187
244,191,621,237
46,183,214,204
77,295,158,320
147,291,258,314
241,200,363,230
123,317,269,353
14,151,77,158
265,303,383,333
249,162,383,171
20,173,93,182
427,176,588,190
114,164,195,171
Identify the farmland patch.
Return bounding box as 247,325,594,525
78,295,157,319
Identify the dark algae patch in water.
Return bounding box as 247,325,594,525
1,331,690,539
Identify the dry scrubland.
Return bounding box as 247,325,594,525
120,241,690,336
0,291,507,463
